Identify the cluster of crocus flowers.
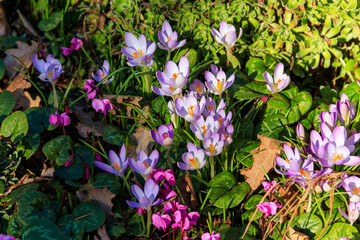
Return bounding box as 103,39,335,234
92,60,114,84
32,54,64,82
211,21,243,54
263,63,290,93
60,37,83,56
204,65,235,95
121,32,156,68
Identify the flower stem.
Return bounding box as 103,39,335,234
51,81,58,109
210,156,215,179
196,169,202,179
166,50,171,62
147,208,152,236
143,67,152,99
167,147,173,171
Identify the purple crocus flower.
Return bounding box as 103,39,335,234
61,37,83,56
214,109,232,130
201,231,221,240
219,124,234,146
83,79,99,99
151,124,174,147
190,115,220,141
153,57,189,96
263,63,290,93
93,144,128,177
211,21,243,53
32,54,64,82
178,142,207,170
296,123,305,140
203,133,225,156
128,150,159,180
0,234,16,240
204,65,234,95
92,60,114,84
175,95,205,122
339,202,360,225
152,212,171,232
189,79,207,98
337,93,355,126
92,98,113,117
203,97,226,118
343,176,360,203
49,112,71,127
126,178,162,211
256,202,282,217
319,111,338,132
121,32,156,67
158,21,186,52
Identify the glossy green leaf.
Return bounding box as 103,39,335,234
267,93,290,110
321,222,360,239
244,195,263,210
18,133,40,159
287,106,301,124
24,107,56,135
208,172,250,208
22,221,66,240
0,90,15,121
290,213,323,238
241,208,262,221
2,183,39,205
61,220,85,240
229,71,268,100
93,173,122,195
38,11,63,32
42,135,72,166
1,111,28,142
291,91,313,115
227,54,240,69
103,125,127,146
245,58,267,81
72,202,105,232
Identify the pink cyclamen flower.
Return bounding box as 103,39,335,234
61,37,83,56
83,79,99,99
152,212,171,232
262,180,277,192
92,99,113,117
49,112,71,127
201,231,221,240
263,63,290,93
0,234,16,240
256,202,282,217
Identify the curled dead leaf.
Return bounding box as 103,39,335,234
127,127,154,159
178,173,199,210
0,2,10,37
12,89,41,109
6,73,31,92
94,225,111,240
240,135,289,191
40,163,55,178
72,102,105,138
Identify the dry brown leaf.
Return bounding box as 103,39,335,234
6,73,31,92
94,225,111,240
0,2,10,36
240,135,288,191
16,10,39,37
178,173,199,210
0,174,49,197
285,227,309,240
115,95,142,117
41,163,55,178
12,89,41,109
72,102,105,138
76,182,115,221
4,40,39,79
127,127,154,159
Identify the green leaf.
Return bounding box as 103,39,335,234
7,214,22,237
55,163,83,180
0,59,5,79
103,125,127,146
18,133,40,159
341,81,360,103
321,222,360,240
325,195,345,209
61,220,85,240
24,107,56,135
175,48,197,69
267,93,290,110
0,90,15,122
281,84,299,100
22,221,66,240
2,183,39,205
244,195,263,210
229,71,268,100
17,191,56,226
1,111,28,142
290,213,323,238
291,91,312,115
0,180,4,193
38,11,63,32
241,208,262,221
287,106,301,124
227,54,240,69
42,135,72,166
72,202,105,232
257,114,288,132
245,58,267,81
93,173,122,195
208,172,250,208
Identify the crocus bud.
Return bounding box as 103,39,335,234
296,123,305,140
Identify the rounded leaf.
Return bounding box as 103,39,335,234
1,111,28,142
72,202,105,232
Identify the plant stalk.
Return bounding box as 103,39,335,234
147,208,152,236
51,81,58,109
167,146,173,171
143,67,151,99
210,156,215,179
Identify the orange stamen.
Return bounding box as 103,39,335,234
299,169,310,180
196,84,202,93
163,133,168,139
49,71,53,78
219,118,223,126
172,73,179,80
168,37,170,42
189,158,196,166
209,144,215,153
217,79,222,91
353,188,359,195
201,124,207,135
208,106,214,111
188,105,194,116
333,154,343,162
277,79,282,84
143,162,150,168
112,162,121,172
169,86,175,92
101,73,105,78
285,159,290,164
